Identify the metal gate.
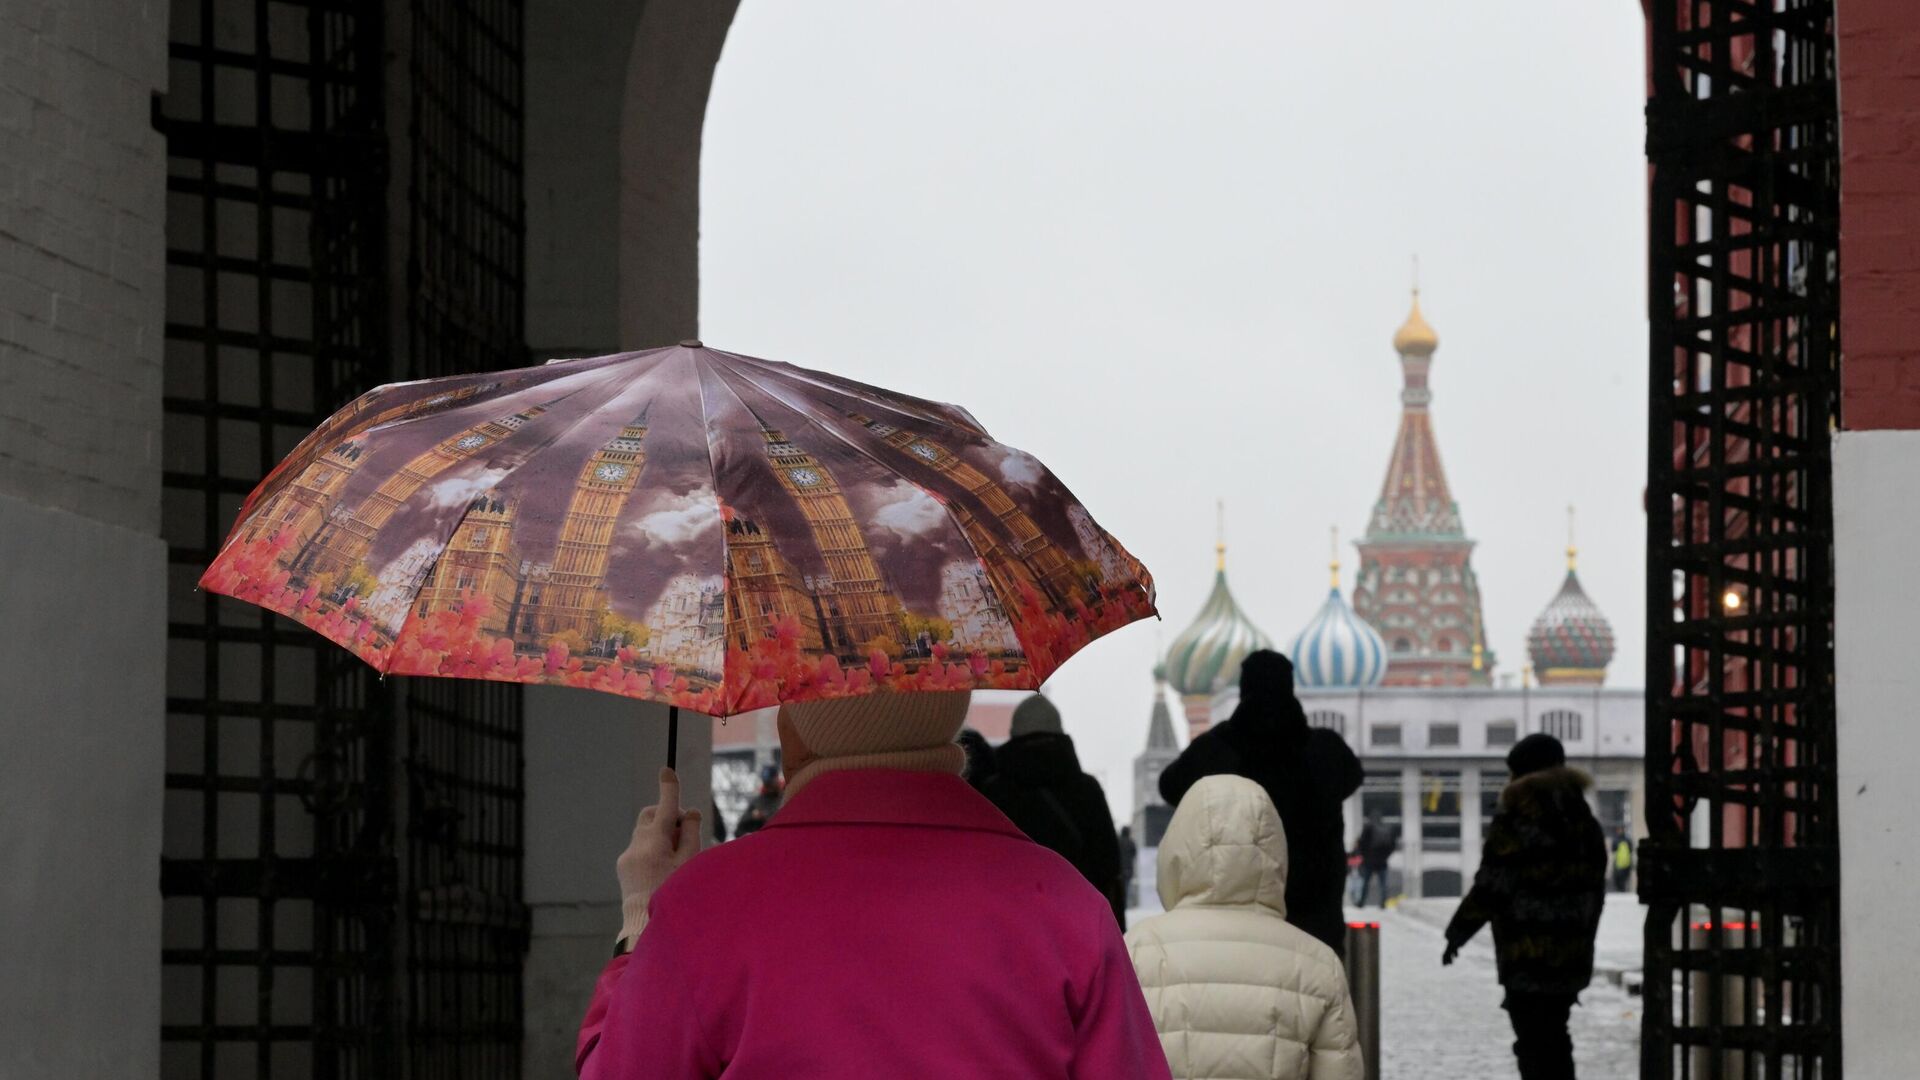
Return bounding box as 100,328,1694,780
1642,1,1842,1076
158,0,528,1075
402,0,530,1074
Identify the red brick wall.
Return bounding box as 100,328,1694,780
1839,0,1920,430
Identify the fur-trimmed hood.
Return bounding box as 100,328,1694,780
1498,765,1595,842
1500,765,1591,812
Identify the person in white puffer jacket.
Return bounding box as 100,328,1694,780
1126,775,1365,1080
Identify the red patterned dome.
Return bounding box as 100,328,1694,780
1526,559,1615,686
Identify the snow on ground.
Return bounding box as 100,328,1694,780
1125,891,1648,1077
1370,895,1644,1079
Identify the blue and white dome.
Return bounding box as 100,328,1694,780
1163,546,1275,697
1291,579,1388,689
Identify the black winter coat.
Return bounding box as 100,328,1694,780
1156,698,1363,952
1444,766,1608,995
982,732,1125,925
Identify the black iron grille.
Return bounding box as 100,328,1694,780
1642,1,1842,1076
159,0,528,1075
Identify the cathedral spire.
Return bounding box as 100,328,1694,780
1352,273,1491,688
1566,503,1578,571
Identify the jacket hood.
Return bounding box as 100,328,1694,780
993,731,1083,785
1157,774,1288,916
1500,765,1593,822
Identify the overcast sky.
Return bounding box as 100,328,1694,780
700,0,1649,820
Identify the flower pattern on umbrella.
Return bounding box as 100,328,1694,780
201,345,1157,716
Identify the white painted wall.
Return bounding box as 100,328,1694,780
1835,429,1920,1076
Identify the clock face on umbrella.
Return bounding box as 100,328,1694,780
908,441,940,462
454,434,489,451
789,467,822,488
594,463,630,483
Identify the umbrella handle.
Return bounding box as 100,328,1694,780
666,704,679,772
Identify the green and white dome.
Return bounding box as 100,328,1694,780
1163,546,1275,697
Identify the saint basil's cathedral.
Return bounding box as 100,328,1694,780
1132,290,1641,904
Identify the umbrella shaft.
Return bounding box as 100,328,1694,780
666,705,679,771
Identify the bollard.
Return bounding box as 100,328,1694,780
1686,916,1749,1078
1345,921,1382,1080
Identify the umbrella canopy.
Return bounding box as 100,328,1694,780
202,342,1157,717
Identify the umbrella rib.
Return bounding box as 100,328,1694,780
689,350,748,714
706,356,1052,683
711,347,990,438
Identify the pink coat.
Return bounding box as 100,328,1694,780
576,769,1170,1079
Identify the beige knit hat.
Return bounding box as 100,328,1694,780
779,690,971,799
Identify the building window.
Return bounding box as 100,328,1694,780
1480,769,1509,819
1393,637,1412,654
1371,724,1402,748
1306,710,1346,736
1429,723,1459,748
1486,721,1518,748
1542,709,1583,742
1436,637,1453,653
1421,769,1462,851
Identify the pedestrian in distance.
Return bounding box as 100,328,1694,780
1117,824,1138,911
983,694,1127,927
732,763,782,837
1611,829,1633,894
1442,732,1608,1080
1126,775,1364,1080
577,692,1170,1079
957,726,997,791
1158,650,1364,952
1351,811,1397,908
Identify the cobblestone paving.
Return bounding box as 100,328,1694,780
1371,899,1642,1079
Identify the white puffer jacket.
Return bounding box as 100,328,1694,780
1125,775,1364,1080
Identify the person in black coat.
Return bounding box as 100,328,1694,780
1351,811,1397,907
1443,733,1608,1080
957,727,997,792
982,695,1126,927
1157,649,1363,952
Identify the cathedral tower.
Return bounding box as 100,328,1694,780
1351,286,1493,686
854,416,1080,607
724,515,826,653
761,423,905,652
244,440,366,546
520,409,650,640
304,397,556,578
413,494,522,635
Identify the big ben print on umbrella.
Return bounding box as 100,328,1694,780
201,342,1157,719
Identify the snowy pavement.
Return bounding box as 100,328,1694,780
1127,887,1647,1077
1368,896,1643,1079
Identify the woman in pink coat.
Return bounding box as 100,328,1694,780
575,690,1170,1079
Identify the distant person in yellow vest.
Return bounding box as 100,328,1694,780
1611,830,1633,893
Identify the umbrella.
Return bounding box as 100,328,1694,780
201,341,1157,763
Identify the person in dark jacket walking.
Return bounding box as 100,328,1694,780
1116,825,1138,910
1157,649,1363,952
1351,811,1397,907
983,695,1126,926
957,727,997,792
1443,732,1608,1080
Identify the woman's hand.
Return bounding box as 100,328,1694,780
615,767,703,945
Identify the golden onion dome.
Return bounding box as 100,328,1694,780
1392,289,1439,357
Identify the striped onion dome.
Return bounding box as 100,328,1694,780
1163,548,1274,697
1526,562,1615,684
1291,582,1388,689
